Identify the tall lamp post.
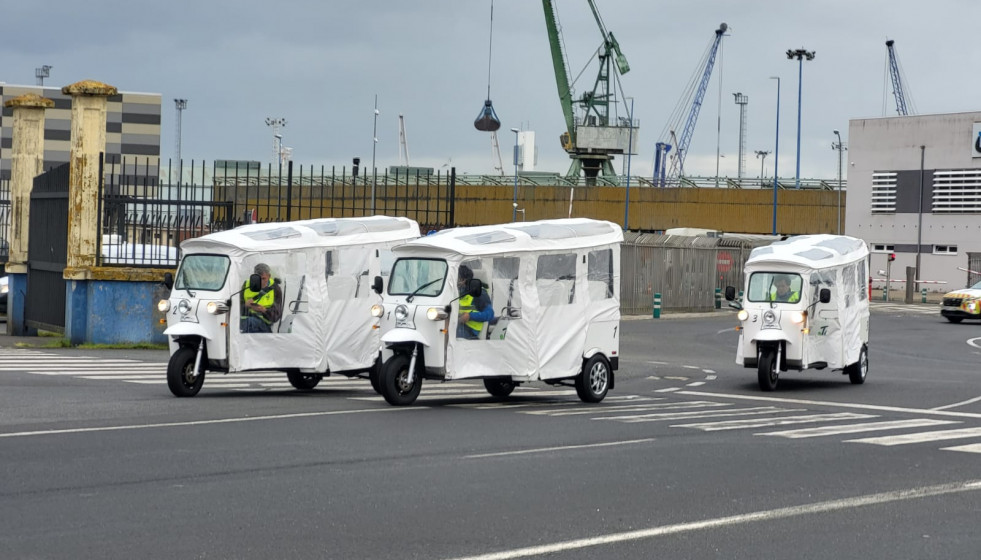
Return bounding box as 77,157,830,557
174,99,187,163
832,129,846,234
510,127,520,222
371,94,379,214
769,76,781,234
786,48,815,190
755,150,770,186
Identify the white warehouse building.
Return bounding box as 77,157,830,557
846,111,981,291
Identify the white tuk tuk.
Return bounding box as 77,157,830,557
159,216,420,397
369,218,623,406
725,234,871,391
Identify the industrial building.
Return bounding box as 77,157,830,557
846,111,981,290
0,83,161,180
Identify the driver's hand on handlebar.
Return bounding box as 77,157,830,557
459,312,470,323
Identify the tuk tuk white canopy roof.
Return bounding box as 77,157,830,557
395,218,624,257
746,235,869,270
180,216,420,255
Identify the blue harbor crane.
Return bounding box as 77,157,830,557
652,23,727,187
885,39,914,116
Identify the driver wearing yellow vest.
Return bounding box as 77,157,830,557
456,265,494,339
769,274,800,303
241,263,284,333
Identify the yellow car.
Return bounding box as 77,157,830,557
940,280,981,323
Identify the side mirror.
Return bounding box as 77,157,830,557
372,275,384,295
249,273,262,292
724,286,736,301
468,278,482,298
819,288,831,304
163,272,174,290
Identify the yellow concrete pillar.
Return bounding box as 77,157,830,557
3,94,54,274
61,80,117,276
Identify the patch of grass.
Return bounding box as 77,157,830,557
13,338,167,350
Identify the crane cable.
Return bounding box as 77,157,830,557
485,0,494,100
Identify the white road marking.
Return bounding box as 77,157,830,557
968,337,981,350
759,418,959,439
687,381,705,387
705,375,717,380
941,443,981,454
524,400,723,417
682,365,700,370
0,407,427,439
655,387,680,393
931,395,981,411
703,370,716,375
442,480,981,560
674,412,876,432
846,427,981,446
678,390,981,420
597,406,800,424
464,438,656,459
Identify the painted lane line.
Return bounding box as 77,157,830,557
846,426,981,446
759,418,959,439
525,401,724,417
646,361,668,365
932,395,981,411
464,438,656,459
687,382,705,387
941,443,981,454
678,390,981,420
596,407,802,424
673,412,876,432
655,387,680,393
702,370,716,375
0,407,427,439
966,337,981,350
682,365,700,370
705,375,717,380
441,480,981,560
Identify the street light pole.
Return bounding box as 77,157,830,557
371,94,379,215
624,97,635,230
786,48,815,190
755,150,770,186
769,76,781,235
833,129,845,234
510,127,520,222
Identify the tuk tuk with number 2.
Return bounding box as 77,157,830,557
159,216,420,397
369,218,623,406
725,234,871,391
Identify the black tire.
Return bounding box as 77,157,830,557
167,345,205,397
483,377,516,398
287,371,322,391
379,353,422,406
846,344,868,385
576,355,611,403
757,347,778,392
369,359,383,395
946,316,964,323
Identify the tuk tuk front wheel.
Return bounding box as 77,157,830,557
846,345,868,385
287,371,322,391
380,353,422,406
757,347,779,392
576,355,610,403
167,346,206,397
483,377,516,398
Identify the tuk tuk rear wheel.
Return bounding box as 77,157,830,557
846,345,868,385
483,377,516,398
167,346,205,397
287,371,322,391
369,360,383,395
757,347,778,392
380,353,422,406
576,355,610,403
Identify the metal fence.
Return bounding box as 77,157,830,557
0,177,10,271
96,156,457,267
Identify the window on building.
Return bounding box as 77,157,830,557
870,171,897,214
871,244,895,253
933,245,958,255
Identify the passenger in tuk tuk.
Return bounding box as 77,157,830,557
769,274,800,303
240,263,284,333
456,265,494,339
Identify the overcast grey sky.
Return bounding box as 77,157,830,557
3,1,976,180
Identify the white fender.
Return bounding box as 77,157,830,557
163,322,213,340
381,328,430,346
751,329,791,344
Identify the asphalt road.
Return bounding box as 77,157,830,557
1,303,980,559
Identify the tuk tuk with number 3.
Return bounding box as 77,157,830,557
159,216,420,397
369,218,623,406
725,234,871,391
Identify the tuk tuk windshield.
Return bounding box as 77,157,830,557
176,254,230,291
388,258,448,297
747,272,803,303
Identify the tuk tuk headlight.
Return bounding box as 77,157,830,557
206,301,229,315
177,299,192,315
737,310,749,322
427,307,448,321
157,299,171,312
790,310,806,324
370,304,384,318
394,304,408,322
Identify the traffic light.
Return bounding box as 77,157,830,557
888,252,896,262
352,157,361,178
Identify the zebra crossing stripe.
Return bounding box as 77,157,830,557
598,406,801,424
940,443,981,454
759,418,959,439
846,426,981,446
673,412,876,431
525,400,726,417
